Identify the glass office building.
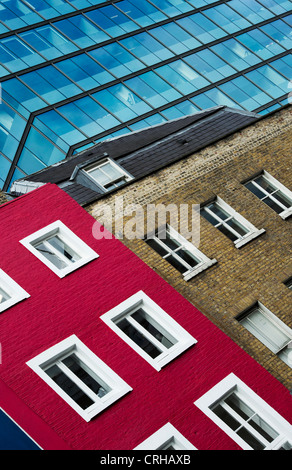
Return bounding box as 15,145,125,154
0,0,291,190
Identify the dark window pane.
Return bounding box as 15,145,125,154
226,219,248,236
175,248,200,268
237,427,265,450
116,317,161,358
217,224,238,242
167,254,188,273
249,415,278,443
45,364,94,410
48,235,81,263
245,181,267,199
201,208,218,226
34,241,67,269
225,394,253,420
254,175,275,193
272,191,291,208
132,308,175,349
209,203,229,220
146,238,168,257
62,354,109,398
212,404,240,431
262,197,283,214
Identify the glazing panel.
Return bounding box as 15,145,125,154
178,13,226,44
0,0,41,29
185,50,236,82
20,25,78,60
125,72,181,107
204,4,251,33
220,77,271,110
25,0,75,17
56,54,114,90
120,33,174,66
55,15,108,48
117,0,167,26
57,99,105,136
261,20,292,49
157,61,209,94
0,36,44,72
192,88,243,110
246,66,289,98
227,0,274,24
22,126,67,166
237,29,285,59
149,0,192,16
211,39,261,71
35,110,85,146
85,6,137,37
93,84,151,122
150,23,201,54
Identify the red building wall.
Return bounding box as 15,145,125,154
0,184,291,450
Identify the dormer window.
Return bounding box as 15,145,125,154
85,159,132,192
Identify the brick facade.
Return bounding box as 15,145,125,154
0,191,7,206
0,184,291,449
87,107,292,389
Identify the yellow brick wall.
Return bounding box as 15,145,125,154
87,107,292,389
0,191,7,206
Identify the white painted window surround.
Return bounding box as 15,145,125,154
195,373,292,450
238,302,292,368
244,171,292,220
85,158,133,192
101,291,197,371
134,423,197,450
20,220,98,278
0,269,29,313
201,197,265,248
26,335,132,422
146,224,217,281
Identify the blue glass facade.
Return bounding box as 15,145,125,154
0,0,291,190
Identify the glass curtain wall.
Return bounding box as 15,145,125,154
0,0,291,189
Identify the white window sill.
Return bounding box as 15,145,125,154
235,228,265,249
183,258,217,281
280,208,292,220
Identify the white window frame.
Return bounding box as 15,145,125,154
245,171,292,220
0,269,30,313
100,291,197,371
85,158,133,192
146,224,217,281
201,197,265,248
134,423,197,450
26,335,132,422
20,220,98,278
194,373,292,450
238,302,292,368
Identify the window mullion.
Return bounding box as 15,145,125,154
56,360,99,403
127,315,168,353
204,206,223,225
45,239,71,266
252,180,270,199
243,417,272,448
222,218,245,239
220,401,246,432
265,192,288,211
170,249,192,271
244,317,284,353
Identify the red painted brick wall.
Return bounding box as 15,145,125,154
0,184,290,450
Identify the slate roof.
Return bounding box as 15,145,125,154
10,106,260,206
